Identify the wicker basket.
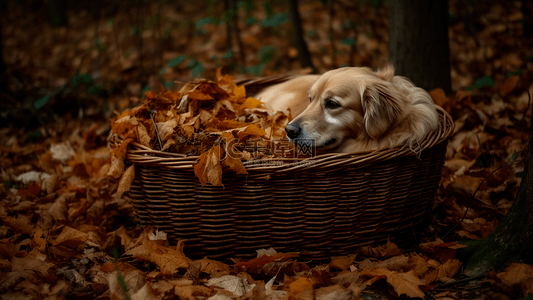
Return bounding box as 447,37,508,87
126,107,454,261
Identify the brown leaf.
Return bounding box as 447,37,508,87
116,164,135,195
157,119,178,142
358,239,401,258
220,132,247,175
53,226,88,248
437,259,462,281
1,215,34,235
315,284,358,300
191,258,231,276
500,75,520,96
137,122,151,147
126,239,191,275
11,254,54,275
108,270,145,300
235,251,300,275
358,255,409,272
107,154,126,179
193,145,223,186
330,254,357,270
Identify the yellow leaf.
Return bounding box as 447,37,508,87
233,85,246,100
240,97,263,110
288,277,314,300
236,124,267,140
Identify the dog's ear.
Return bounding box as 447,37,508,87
361,82,403,139
376,64,395,82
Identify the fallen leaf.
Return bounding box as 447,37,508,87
287,277,314,300
193,145,223,186
501,75,520,96
330,254,357,270
429,88,448,106
361,268,426,298
358,240,401,258
126,239,191,275
206,275,256,297
53,226,89,248
116,164,135,195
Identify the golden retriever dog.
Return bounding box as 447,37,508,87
254,65,439,153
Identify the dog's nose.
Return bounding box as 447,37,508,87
285,123,302,139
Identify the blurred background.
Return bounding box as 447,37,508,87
0,0,532,132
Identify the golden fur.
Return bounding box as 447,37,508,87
254,65,439,153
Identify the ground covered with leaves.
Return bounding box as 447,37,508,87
1,0,533,299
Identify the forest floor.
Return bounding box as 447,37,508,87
1,0,533,299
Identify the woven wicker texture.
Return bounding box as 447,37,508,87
127,107,453,261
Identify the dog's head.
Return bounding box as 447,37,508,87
285,65,413,153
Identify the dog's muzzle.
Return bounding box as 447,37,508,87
285,123,302,139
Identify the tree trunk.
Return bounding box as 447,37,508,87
224,0,246,72
388,0,452,94
459,103,533,276
48,0,68,27
0,20,7,92
288,0,316,72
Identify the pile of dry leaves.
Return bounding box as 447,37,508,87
1,71,533,299
107,69,296,187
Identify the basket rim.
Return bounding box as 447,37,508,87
124,106,454,174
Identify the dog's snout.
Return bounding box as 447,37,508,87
285,123,302,139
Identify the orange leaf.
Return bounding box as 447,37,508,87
429,88,448,106
288,277,314,299
193,146,223,186
235,252,300,274
233,85,246,100
126,239,190,275
240,97,263,110
188,89,215,101
236,124,267,140
361,268,425,298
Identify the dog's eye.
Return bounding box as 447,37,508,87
325,99,341,109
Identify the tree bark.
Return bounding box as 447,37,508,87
288,0,316,72
224,0,246,72
459,102,533,276
0,20,7,92
388,0,452,94
48,0,68,27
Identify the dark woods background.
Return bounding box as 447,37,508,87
0,0,532,132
